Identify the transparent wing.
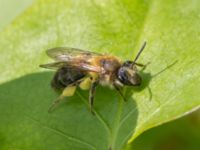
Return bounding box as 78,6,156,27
40,61,101,72
39,62,67,70
46,47,103,61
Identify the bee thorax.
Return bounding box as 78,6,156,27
99,74,112,86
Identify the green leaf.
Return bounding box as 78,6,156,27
125,110,200,150
0,0,199,150
0,0,33,31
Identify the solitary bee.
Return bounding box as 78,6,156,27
40,42,146,113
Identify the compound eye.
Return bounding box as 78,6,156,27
117,67,132,86
118,66,142,86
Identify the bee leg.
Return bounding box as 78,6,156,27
48,85,77,112
48,96,64,113
114,85,127,102
136,62,151,72
89,80,99,114
79,77,92,90
135,62,145,67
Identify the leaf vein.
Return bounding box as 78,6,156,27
25,115,97,150
76,92,112,136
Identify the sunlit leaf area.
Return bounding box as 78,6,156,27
0,0,199,150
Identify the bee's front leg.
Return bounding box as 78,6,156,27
136,62,151,71
114,84,127,102
134,62,145,67
89,80,99,114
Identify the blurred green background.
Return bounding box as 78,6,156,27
0,0,199,150
126,110,200,150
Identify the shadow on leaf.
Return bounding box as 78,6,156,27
0,72,140,150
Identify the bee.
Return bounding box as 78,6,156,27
40,42,147,113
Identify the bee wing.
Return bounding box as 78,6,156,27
40,61,102,72
46,47,103,61
39,62,66,70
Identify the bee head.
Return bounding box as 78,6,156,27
117,41,146,86
117,61,141,86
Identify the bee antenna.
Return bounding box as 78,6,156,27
133,41,147,64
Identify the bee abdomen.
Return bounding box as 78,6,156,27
51,67,86,90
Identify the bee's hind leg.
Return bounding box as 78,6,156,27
48,96,64,113
48,85,77,112
89,80,99,115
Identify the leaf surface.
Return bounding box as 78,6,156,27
0,0,200,150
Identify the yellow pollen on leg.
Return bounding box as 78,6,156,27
89,72,98,81
62,86,76,97
79,78,91,90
